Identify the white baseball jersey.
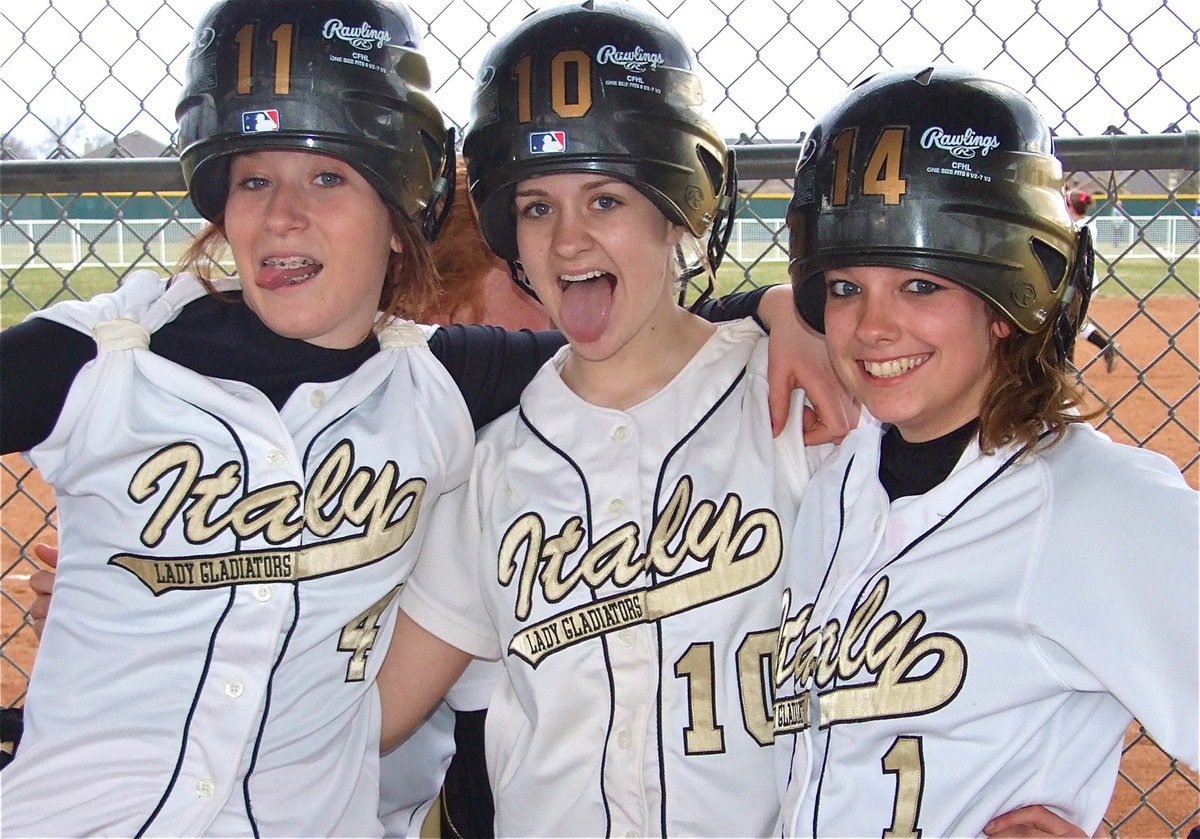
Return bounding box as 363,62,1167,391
1,270,475,837
402,319,828,837
773,420,1200,837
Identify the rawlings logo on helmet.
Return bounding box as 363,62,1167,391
596,44,665,73
322,19,392,50
191,27,216,56
920,126,1000,159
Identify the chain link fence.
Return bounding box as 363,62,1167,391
2,1,1197,835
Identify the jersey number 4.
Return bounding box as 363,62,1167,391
338,586,402,682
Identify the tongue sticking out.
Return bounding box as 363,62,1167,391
558,274,615,344
257,260,321,290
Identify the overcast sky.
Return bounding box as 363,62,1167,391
2,0,1197,155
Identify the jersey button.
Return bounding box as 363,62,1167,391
253,585,272,602
607,499,625,516
873,514,883,533
619,629,635,647
196,778,215,798
266,448,286,468
310,389,326,409
225,680,245,699
617,730,632,749
612,425,630,442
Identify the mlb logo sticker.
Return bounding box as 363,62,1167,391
530,131,567,154
242,110,280,134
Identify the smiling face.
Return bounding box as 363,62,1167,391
223,150,399,349
513,172,685,362
822,265,1012,442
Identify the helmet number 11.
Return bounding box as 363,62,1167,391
830,126,908,206
235,23,294,95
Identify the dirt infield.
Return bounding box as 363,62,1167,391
1,294,1197,834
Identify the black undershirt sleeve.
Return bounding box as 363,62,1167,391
428,324,566,430
692,286,770,327
0,319,97,454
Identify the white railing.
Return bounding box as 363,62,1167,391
1,217,212,271
2,215,1197,271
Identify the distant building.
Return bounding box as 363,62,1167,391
83,130,173,159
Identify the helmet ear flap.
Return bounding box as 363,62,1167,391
1048,227,1095,367
420,128,457,242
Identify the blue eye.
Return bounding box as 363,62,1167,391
904,278,941,294
518,201,551,219
593,194,620,210
238,176,269,191
827,279,859,298
315,171,344,187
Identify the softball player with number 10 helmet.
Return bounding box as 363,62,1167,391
384,2,828,835
774,65,1198,837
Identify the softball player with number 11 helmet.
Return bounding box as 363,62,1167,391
0,0,569,834
774,65,1198,837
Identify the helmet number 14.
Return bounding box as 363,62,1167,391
830,126,908,206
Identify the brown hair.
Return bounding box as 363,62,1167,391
174,208,441,323
977,315,1098,454
1066,189,1093,219
425,159,505,323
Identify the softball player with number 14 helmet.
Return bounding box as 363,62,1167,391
774,65,1198,837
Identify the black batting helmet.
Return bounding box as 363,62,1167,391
175,0,453,239
789,65,1091,360
462,0,735,272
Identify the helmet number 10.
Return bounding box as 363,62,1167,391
829,126,908,206
513,52,593,123
235,23,294,96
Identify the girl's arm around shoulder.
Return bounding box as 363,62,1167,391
377,609,474,754
754,284,856,445
427,323,565,429
0,318,96,454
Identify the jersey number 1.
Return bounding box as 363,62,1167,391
882,735,925,838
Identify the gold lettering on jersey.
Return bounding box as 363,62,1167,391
503,476,781,666
111,441,425,594
772,577,965,732
773,692,811,735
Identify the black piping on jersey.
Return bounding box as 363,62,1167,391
648,366,748,839
137,589,237,837
808,436,1038,837
137,402,252,837
240,405,359,832
778,453,855,831
240,583,303,838
517,406,617,837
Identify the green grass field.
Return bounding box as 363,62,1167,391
2,255,1196,330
